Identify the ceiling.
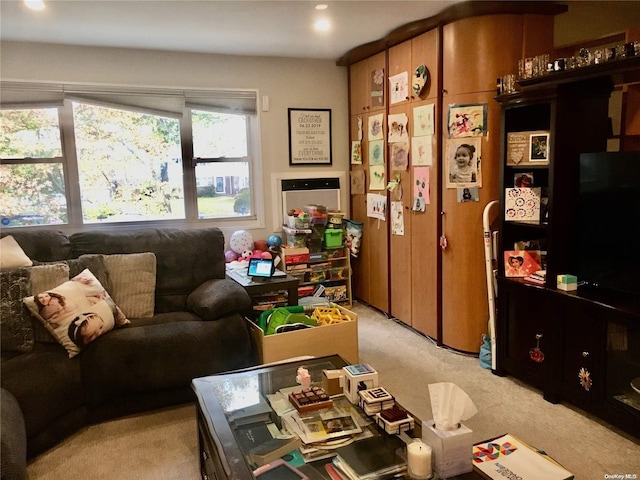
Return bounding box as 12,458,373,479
0,0,464,62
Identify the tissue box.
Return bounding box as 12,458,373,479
422,420,473,478
557,274,577,291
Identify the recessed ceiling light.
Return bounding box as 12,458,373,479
24,0,45,11
314,19,331,31
315,4,328,10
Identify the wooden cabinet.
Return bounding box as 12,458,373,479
350,52,386,115
348,10,559,353
387,31,439,337
495,57,640,439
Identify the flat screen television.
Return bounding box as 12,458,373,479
576,151,640,298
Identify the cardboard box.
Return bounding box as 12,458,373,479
246,305,358,364
422,420,473,478
280,246,310,266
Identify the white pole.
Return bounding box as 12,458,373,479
483,200,499,370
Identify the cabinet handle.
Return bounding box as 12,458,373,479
582,351,589,357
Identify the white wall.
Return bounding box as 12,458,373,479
0,40,349,242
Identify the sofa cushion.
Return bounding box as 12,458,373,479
1,230,71,263
0,236,32,270
23,269,130,358
70,227,226,312
0,268,34,353
103,252,156,318
187,278,252,320
0,344,85,441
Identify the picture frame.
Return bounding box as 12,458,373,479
288,108,332,166
529,131,550,163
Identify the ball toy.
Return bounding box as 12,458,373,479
241,249,253,259
230,230,254,254
254,239,268,251
224,249,238,263
267,234,282,248
260,251,273,259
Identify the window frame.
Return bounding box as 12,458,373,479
0,83,264,232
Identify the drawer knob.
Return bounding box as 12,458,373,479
582,351,589,358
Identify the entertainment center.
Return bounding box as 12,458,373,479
495,55,640,438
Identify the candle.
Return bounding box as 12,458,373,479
407,440,432,479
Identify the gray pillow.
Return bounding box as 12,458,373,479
0,268,34,353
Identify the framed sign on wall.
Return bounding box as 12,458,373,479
288,108,332,166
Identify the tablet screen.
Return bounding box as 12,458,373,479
248,258,274,278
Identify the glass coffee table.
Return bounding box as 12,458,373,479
192,355,481,480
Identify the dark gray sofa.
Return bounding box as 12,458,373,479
1,227,257,478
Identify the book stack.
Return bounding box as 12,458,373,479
358,387,395,416
524,269,546,286
332,435,407,480
375,405,415,435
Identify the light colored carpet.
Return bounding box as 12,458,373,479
27,301,640,479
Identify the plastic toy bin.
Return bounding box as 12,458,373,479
324,228,343,248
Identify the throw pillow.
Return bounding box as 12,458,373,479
29,263,71,344
23,268,130,358
0,236,33,270
103,252,156,318
0,268,34,353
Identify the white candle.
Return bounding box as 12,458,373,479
407,440,432,479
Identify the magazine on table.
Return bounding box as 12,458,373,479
282,407,362,444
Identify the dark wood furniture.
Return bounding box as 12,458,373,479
495,56,640,439
192,355,485,480
226,269,299,315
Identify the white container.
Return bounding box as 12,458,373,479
422,420,472,478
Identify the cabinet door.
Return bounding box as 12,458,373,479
350,53,387,115
559,296,606,409
497,280,555,392
350,115,369,302
350,59,369,115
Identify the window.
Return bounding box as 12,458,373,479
0,83,261,229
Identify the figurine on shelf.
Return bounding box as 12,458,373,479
296,367,311,388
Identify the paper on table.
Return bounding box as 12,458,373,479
428,382,477,431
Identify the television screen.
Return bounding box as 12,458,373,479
577,151,640,297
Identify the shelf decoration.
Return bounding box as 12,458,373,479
506,131,550,165
578,367,592,392
503,250,542,277
288,108,332,166
447,104,486,138
413,64,429,96
504,187,541,222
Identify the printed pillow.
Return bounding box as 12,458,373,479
103,252,156,318
0,235,33,270
24,268,130,358
29,263,71,344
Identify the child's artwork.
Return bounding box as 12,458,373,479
369,140,384,165
350,169,365,195
391,201,404,235
388,113,409,143
357,116,363,141
447,104,486,138
504,250,542,277
367,193,387,220
457,187,479,203
369,165,386,190
504,187,541,222
368,113,384,141
413,166,430,211
411,136,432,166
371,68,385,109
350,141,362,164
514,172,534,187
446,137,482,189
413,104,435,137
390,142,409,171
389,71,409,105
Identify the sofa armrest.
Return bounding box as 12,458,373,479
187,278,251,321
1,388,27,480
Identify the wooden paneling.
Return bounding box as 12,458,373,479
442,15,524,95
350,59,369,115
412,29,440,102
350,115,368,301
440,92,501,353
